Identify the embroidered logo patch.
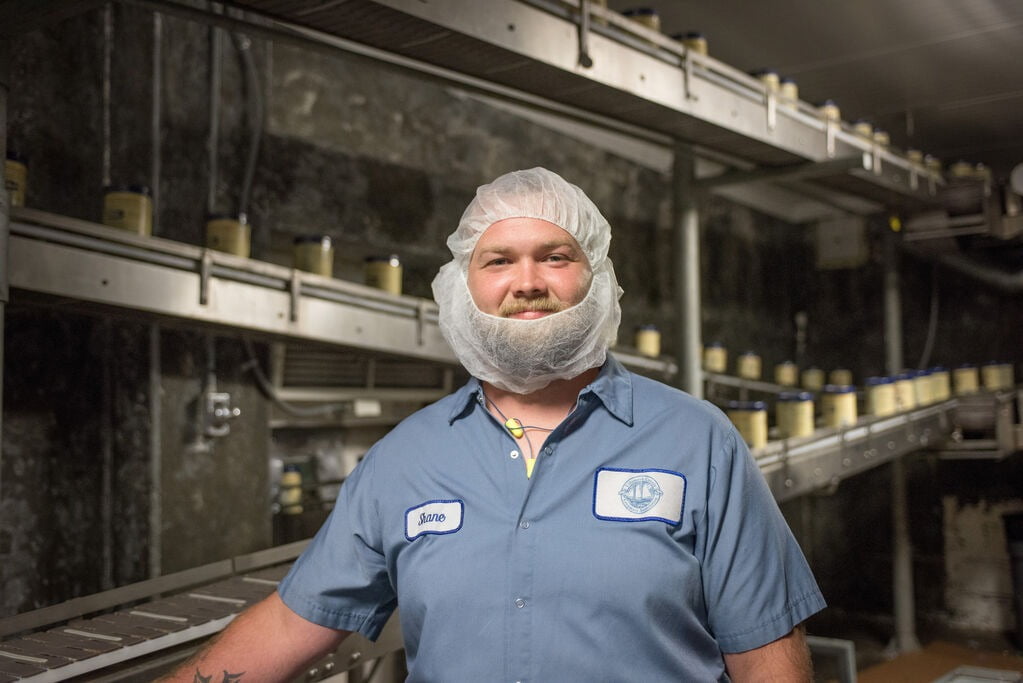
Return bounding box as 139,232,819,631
593,468,686,525
405,499,464,541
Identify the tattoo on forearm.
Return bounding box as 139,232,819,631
193,669,245,682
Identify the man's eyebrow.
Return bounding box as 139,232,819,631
477,240,578,253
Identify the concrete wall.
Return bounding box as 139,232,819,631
2,4,1022,638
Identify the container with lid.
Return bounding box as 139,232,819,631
912,369,934,406
822,384,857,428
982,361,1014,391
818,100,841,123
752,69,780,93
703,341,727,373
872,130,890,147
929,366,951,402
726,400,768,449
364,254,403,295
103,185,153,235
4,150,27,208
293,235,334,276
736,351,762,380
924,155,943,174
774,361,798,387
205,214,251,257
894,372,917,411
852,120,874,140
779,77,798,106
802,367,826,392
829,368,853,386
622,7,660,32
949,160,974,179
907,149,925,165
278,464,304,515
679,31,707,55
953,364,979,395
777,391,815,439
634,324,661,358
865,376,897,417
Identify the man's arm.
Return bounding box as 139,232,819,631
722,624,813,683
158,591,350,682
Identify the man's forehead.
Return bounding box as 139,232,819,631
476,217,582,248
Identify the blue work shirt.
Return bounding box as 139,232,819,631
278,355,825,681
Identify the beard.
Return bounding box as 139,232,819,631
433,259,622,394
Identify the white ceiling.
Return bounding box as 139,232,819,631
608,0,1023,183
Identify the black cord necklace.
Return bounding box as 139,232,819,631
481,390,553,470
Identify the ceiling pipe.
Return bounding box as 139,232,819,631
904,246,1023,293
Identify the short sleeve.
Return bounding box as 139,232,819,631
277,450,396,640
698,427,826,653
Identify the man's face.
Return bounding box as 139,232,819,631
466,217,592,319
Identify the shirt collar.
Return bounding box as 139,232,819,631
446,353,634,427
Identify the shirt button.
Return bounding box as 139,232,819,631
510,450,519,459
514,598,525,608
519,520,530,529
543,446,553,455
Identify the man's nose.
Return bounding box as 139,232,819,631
512,261,546,298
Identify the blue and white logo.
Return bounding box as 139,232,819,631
593,468,686,525
619,475,663,513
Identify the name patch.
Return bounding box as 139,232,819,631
593,467,686,525
405,499,464,541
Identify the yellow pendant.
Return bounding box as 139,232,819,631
525,457,536,478
505,417,524,439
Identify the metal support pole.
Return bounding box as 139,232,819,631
0,42,10,496
884,228,921,653
673,142,702,397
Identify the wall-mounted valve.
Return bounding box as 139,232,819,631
204,391,241,438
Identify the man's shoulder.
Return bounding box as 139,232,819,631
627,371,734,431
378,385,473,441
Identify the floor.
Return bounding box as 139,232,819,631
811,614,1023,682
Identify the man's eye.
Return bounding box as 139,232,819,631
487,258,509,266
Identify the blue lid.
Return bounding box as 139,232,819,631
726,400,766,411
894,372,914,381
865,376,893,386
739,351,759,357
820,99,839,106
365,254,400,263
956,363,977,369
5,149,27,163
823,384,856,394
283,463,300,472
104,184,151,196
293,234,332,246
777,360,796,366
928,366,948,373
913,369,932,377
751,68,778,77
623,7,657,16
779,391,814,401
982,360,1003,366
685,31,704,38
705,341,725,348
635,323,659,331
780,76,797,84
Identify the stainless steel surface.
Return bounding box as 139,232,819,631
143,0,944,209
755,401,955,503
806,635,857,683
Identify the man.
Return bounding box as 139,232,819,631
162,167,825,682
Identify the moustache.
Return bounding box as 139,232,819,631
498,297,567,317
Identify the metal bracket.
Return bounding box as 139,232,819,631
825,120,837,158
576,0,593,68
416,300,429,346
289,269,300,323
204,391,241,438
872,144,883,176
681,51,697,102
199,249,213,305
765,92,777,131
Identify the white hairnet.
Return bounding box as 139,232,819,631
431,167,623,394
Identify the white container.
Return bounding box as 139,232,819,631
206,214,251,257
774,361,799,387
982,362,1014,391
622,7,660,32
703,342,727,373
829,368,853,386
634,324,661,358
894,372,917,411
819,100,841,122
726,400,768,449
913,369,934,406
852,120,873,139
822,384,857,428
802,367,826,392
865,376,897,417
103,185,153,236
294,235,334,276
929,366,951,402
779,78,798,106
279,465,304,515
753,69,780,93
680,31,707,55
737,351,762,380
777,391,815,439
364,254,403,295
953,364,979,395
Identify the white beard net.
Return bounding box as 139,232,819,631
431,167,623,394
